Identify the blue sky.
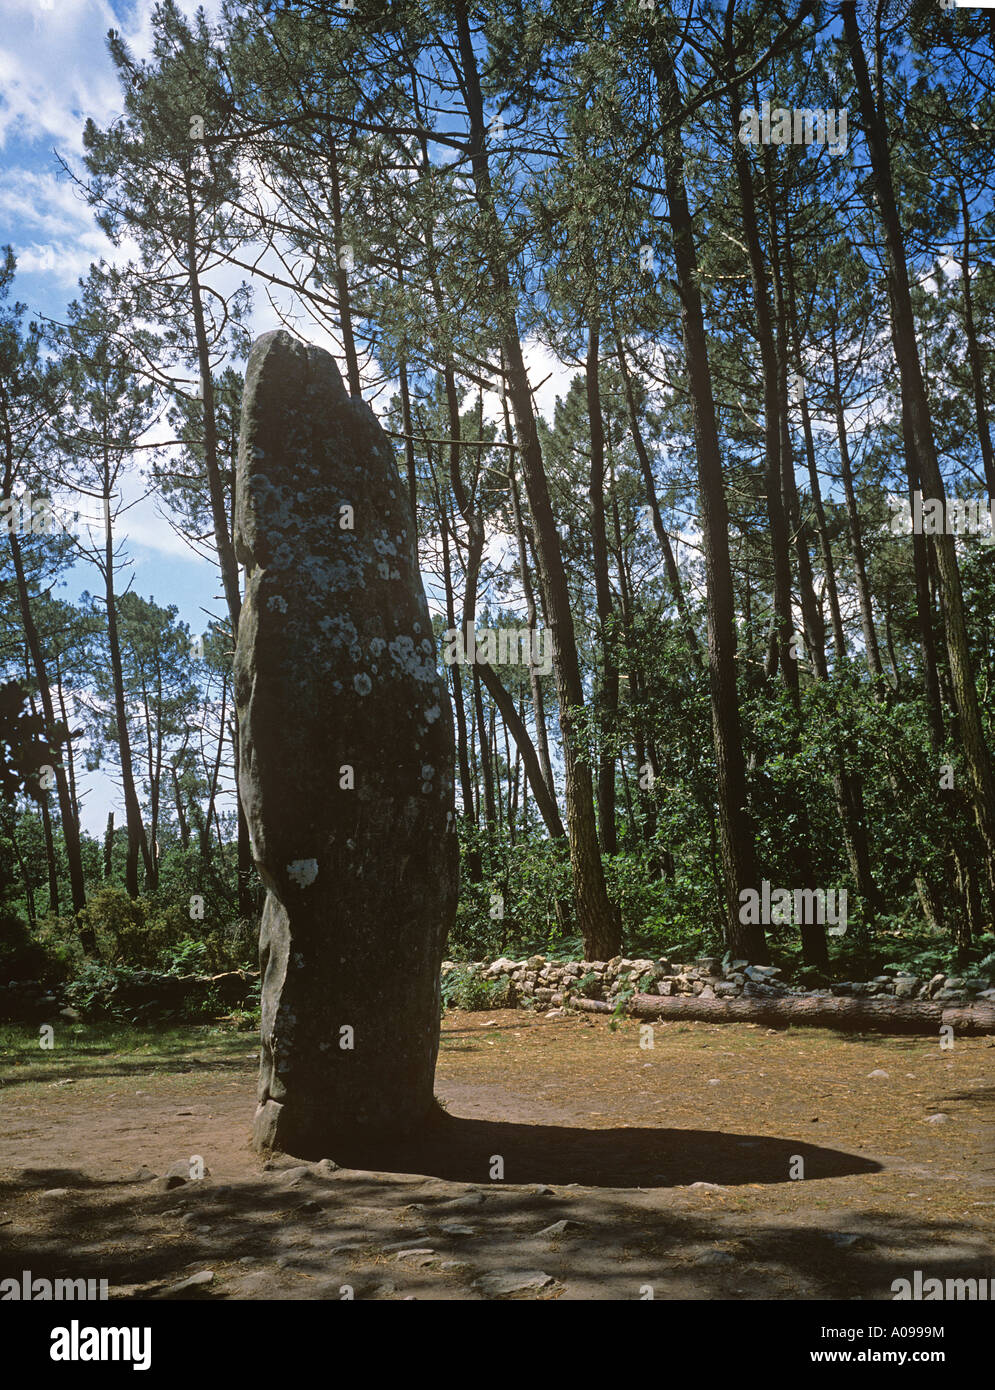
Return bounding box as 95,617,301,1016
1,0,227,634
1,0,579,837
10,0,955,835
2,0,905,834
1,0,229,831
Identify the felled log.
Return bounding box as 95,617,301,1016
571,991,995,1036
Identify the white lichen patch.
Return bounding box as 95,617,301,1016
286,858,319,888
388,635,437,684
319,614,359,647
353,673,373,696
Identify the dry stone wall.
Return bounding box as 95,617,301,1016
442,954,995,1016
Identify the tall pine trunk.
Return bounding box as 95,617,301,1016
5,529,90,937
586,322,618,854
103,490,151,898
829,325,884,680
843,1,995,865
652,44,765,961
454,0,620,958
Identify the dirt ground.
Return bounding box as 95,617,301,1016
1,1010,993,1300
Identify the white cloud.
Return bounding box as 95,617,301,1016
0,168,114,291
124,500,210,561
522,339,579,422
0,168,95,234
0,0,226,153
0,0,121,154
14,240,99,286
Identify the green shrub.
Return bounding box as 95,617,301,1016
62,961,151,1021
77,887,149,965
61,960,233,1023
71,886,253,974
159,936,211,975
884,932,995,984
178,986,224,1022
441,965,499,1012
0,910,57,982
224,1005,262,1031
573,970,602,1000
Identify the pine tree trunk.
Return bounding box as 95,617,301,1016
586,322,618,855
734,82,824,966
103,811,114,879
734,130,796,698
843,0,995,865
39,786,59,916
454,0,620,959
26,685,60,915
9,824,35,926
201,678,228,862
473,667,496,827
184,168,242,639
138,667,160,891
54,656,81,833
505,415,556,800
895,379,945,745
779,215,877,938
327,140,362,398
476,660,565,838
184,165,252,916
615,334,702,666
782,242,847,663
398,358,419,530
768,189,827,681
652,46,764,962
438,490,477,855
172,771,189,850
956,180,995,501
830,329,884,679
6,529,90,934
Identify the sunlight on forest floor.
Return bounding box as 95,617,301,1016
0,1012,991,1299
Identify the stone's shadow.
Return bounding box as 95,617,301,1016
0,1058,250,1089
0,1167,103,1193
316,1112,882,1188
1,1163,986,1302
936,1084,995,1105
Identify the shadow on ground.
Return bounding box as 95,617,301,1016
319,1112,883,1188
0,1149,988,1302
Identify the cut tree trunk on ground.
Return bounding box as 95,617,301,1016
571,992,995,1036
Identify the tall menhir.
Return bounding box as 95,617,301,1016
234,330,458,1158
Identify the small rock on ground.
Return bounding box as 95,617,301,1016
472,1271,557,1296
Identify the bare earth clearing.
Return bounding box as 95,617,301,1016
1,1011,992,1300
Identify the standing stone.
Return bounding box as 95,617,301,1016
234,330,458,1159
